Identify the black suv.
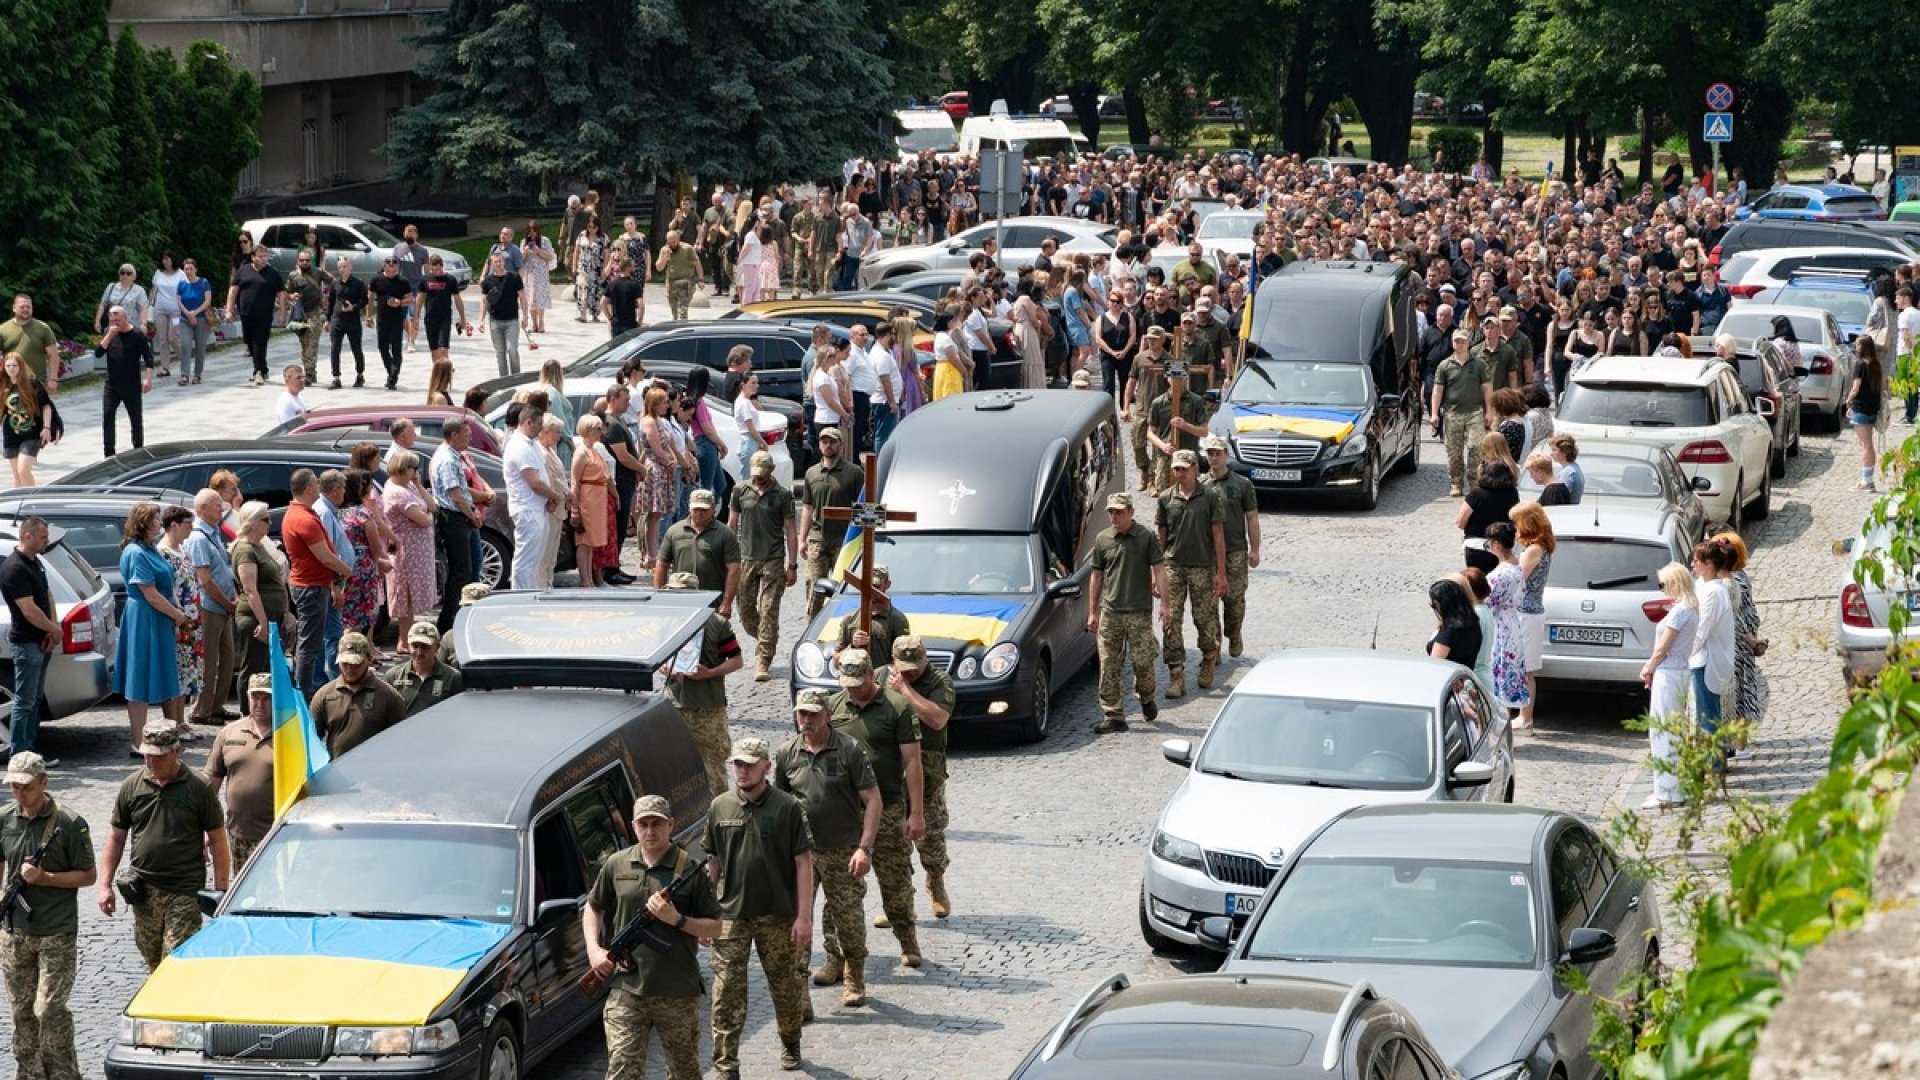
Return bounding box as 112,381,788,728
1728,340,1806,478
1007,972,1458,1080
0,486,196,614
1711,218,1920,268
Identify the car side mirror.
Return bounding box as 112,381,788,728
1448,760,1495,787
947,241,966,254
1046,578,1083,599
535,897,582,923
196,889,225,919
1754,396,1777,418
354,242,371,253
1563,926,1617,965
1196,916,1235,949
1162,738,1194,766
1690,475,1712,492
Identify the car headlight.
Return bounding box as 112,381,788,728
1151,830,1206,871
979,642,1019,679
794,641,828,680
335,1019,459,1057
123,1017,206,1050
1333,433,1368,458
956,656,979,679
1471,1063,1532,1080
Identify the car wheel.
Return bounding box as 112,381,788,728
1749,467,1772,521
478,530,509,590
1012,658,1051,743
1139,885,1179,952
1502,778,1516,804
1630,942,1664,1037
1788,416,1801,456
1349,452,1380,510
1391,424,1420,475
480,1019,519,1080
1727,472,1745,532
1770,446,1786,479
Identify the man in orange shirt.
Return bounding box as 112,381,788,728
282,469,350,696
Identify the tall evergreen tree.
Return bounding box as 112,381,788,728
152,42,262,291
107,26,172,269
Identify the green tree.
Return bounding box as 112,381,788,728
0,0,115,332
106,26,171,268
1764,0,1920,162
150,42,261,291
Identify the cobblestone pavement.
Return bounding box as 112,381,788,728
7,299,1864,1077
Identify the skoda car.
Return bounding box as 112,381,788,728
1142,650,1513,952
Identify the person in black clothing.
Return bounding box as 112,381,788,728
417,254,469,364
225,247,282,381
367,258,412,391
1418,305,1457,434
1456,461,1520,574
597,384,645,583
1426,578,1483,671
1523,455,1572,506
93,306,153,456
602,256,645,337
328,258,371,388
1,515,60,756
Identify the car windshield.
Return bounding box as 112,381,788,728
1717,253,1760,283
59,457,134,487
1244,858,1539,967
1718,310,1827,345
45,526,120,580
228,822,520,923
1558,383,1710,428
864,533,1036,594
1194,695,1434,789
1822,195,1884,217
356,222,403,247
1520,454,1667,499
1197,215,1261,242
1779,287,1870,326
1545,538,1672,592
1230,360,1370,408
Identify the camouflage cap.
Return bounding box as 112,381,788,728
892,634,928,672
407,622,442,646
336,631,372,665
750,450,775,474
794,687,832,713
460,582,494,605
665,571,701,590
1069,369,1092,388
1170,449,1199,469
247,672,274,697
727,736,771,764
136,728,181,756
632,794,673,821
817,426,844,443
1105,491,1134,511
1165,362,1190,379
688,488,716,509
3,751,47,784
837,648,874,687
1201,435,1228,452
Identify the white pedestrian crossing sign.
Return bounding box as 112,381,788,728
1704,112,1733,143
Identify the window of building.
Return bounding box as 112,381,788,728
301,120,319,188
330,113,347,183
236,157,260,197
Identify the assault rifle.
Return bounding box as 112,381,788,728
579,853,712,994
1,823,63,932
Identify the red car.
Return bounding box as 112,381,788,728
939,90,970,121
263,405,503,456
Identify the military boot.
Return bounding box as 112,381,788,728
1228,634,1244,658
754,653,772,682
873,912,891,928
1166,668,1186,699
1198,658,1217,689
897,924,923,968
927,871,952,919
811,956,844,986
781,1038,803,1071
841,960,868,1006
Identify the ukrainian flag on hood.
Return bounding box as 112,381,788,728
127,915,511,1024
1228,404,1362,444
817,594,1024,648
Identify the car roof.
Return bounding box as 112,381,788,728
1719,302,1835,322
876,390,1112,533
1233,649,1464,707
1750,244,1904,262
1266,260,1407,295
1569,355,1726,386
1309,803,1559,863
0,485,195,509
243,216,376,230
1544,501,1677,541
1783,273,1871,291
293,691,650,826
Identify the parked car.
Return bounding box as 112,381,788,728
938,90,970,121
1836,524,1914,687
1709,217,1919,269
1704,303,1856,425
1751,270,1877,341
857,217,1118,288
1724,338,1806,476
1208,803,1662,1080
870,268,967,304
0,519,118,734
103,589,716,1080
242,216,474,288
1732,183,1885,223
1716,244,1906,301
1516,440,1709,545
1006,972,1462,1080
1305,156,1377,180
1141,650,1514,952
262,405,503,456
0,487,196,616
1553,356,1774,529
1194,209,1263,268
1536,501,1703,691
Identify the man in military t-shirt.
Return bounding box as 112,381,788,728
382,623,464,718
654,489,742,621
0,295,60,391
728,450,798,680
1146,363,1209,490
309,632,407,757
790,201,822,298
706,738,813,1077
1181,297,1235,402
278,249,327,382
834,564,909,664
806,192,840,296
1,753,96,1080
1127,325,1171,492
1201,436,1261,659
827,650,926,967
662,573,743,798
796,428,863,618
1087,492,1167,733
700,193,734,298
654,231,702,323
98,729,229,972
1473,315,1520,394
1428,329,1494,497
1158,451,1226,698
887,635,956,918
584,795,722,1080
775,689,880,1009
203,675,276,868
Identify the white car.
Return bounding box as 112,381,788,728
1195,209,1263,268
856,217,1117,287
1707,303,1857,423
1836,525,1917,687
1140,649,1513,951
1537,501,1702,689
1553,356,1774,529
243,216,475,288
1717,245,1908,301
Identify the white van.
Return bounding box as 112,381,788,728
896,108,958,160
956,114,1088,161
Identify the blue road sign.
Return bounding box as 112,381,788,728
1704,112,1733,143
1706,83,1735,111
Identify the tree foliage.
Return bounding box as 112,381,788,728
155,42,262,293
1763,0,1920,154
107,26,171,269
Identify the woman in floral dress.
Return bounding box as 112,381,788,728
1482,523,1531,711
339,470,391,638
380,450,437,645
519,220,555,334
573,217,608,322
156,507,202,738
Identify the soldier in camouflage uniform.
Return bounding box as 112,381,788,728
1088,492,1167,733
727,450,798,681
1,753,96,1080
887,635,956,916
279,250,326,382
1126,326,1170,493
790,200,821,298
98,728,230,973
1157,451,1226,699
796,428,862,619
1201,436,1261,658
663,572,744,798
774,688,881,1009
806,192,839,296
584,795,722,1080
655,231,702,323
706,738,814,1076
1145,362,1209,491
827,650,926,966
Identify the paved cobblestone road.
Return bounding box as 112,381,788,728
5,286,1863,1078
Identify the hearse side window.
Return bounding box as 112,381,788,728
1039,449,1083,580
532,815,588,905
564,779,633,884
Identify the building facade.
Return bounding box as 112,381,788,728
112,0,444,212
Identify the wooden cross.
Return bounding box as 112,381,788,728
821,454,917,639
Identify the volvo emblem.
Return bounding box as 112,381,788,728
939,479,976,514
1580,599,1596,612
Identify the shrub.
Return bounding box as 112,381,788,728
1426,126,1481,172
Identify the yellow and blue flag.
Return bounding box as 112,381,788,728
830,482,868,584
1539,160,1553,202
269,623,329,818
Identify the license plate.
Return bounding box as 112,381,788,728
1905,593,1920,612
1225,894,1260,916
1549,624,1625,646
1251,468,1302,482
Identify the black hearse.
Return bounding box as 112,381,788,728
790,390,1122,742
1212,260,1422,508
107,590,714,1080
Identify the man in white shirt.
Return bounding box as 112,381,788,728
1898,285,1920,423
275,364,310,424
1687,553,1736,767
962,289,994,391
844,324,880,454
869,321,903,452
501,402,562,590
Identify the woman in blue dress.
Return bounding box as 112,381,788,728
112,502,192,755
